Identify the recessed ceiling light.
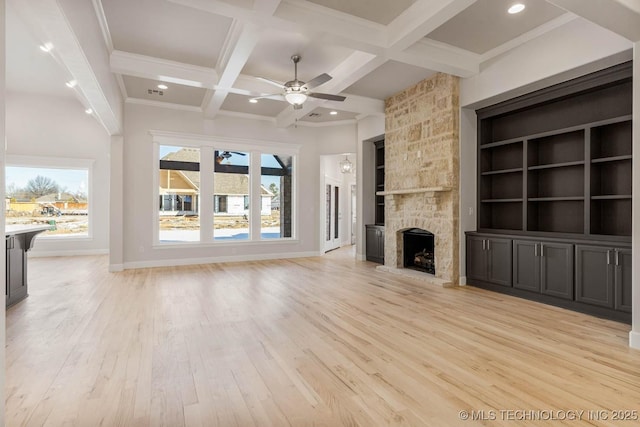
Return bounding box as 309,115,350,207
157,84,168,90
65,80,77,88
329,111,338,115
508,3,525,14
249,98,258,104
39,42,54,52
85,108,93,115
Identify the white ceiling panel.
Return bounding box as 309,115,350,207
344,60,437,100
123,76,207,106
299,107,358,123
241,28,354,84
305,0,417,24
427,0,566,54
101,0,233,67
221,93,287,117
6,2,74,98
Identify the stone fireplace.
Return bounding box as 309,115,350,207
379,73,460,285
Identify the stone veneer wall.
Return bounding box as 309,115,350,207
384,73,460,283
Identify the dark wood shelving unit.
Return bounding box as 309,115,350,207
366,138,385,264
469,61,633,322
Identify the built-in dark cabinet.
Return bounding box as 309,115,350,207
576,245,631,312
539,242,573,300
366,138,385,263
513,239,573,299
468,62,632,322
466,235,511,287
365,225,384,264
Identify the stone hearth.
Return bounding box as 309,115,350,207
382,73,460,284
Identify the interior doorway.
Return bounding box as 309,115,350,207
324,178,341,252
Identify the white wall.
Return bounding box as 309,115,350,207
5,91,111,256
1,0,7,421
122,103,330,268
630,42,640,349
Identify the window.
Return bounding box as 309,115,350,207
261,153,293,239
213,150,250,241
5,165,90,238
214,195,228,213
152,131,297,245
158,146,200,242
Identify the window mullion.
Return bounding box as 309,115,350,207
200,146,214,242
250,151,261,240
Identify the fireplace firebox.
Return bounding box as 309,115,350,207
402,228,435,275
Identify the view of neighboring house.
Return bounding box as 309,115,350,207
159,148,273,216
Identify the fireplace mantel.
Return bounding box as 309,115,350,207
376,186,451,196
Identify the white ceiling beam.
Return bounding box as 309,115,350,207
392,39,479,78
201,1,282,118
547,0,640,42
387,0,477,51
11,0,121,135
110,50,218,88
171,0,480,81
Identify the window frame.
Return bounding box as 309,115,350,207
151,131,299,247
5,155,95,241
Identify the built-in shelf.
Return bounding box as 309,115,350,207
481,198,523,203
591,195,632,200
528,160,584,170
481,168,523,176
591,155,632,164
377,186,452,196
528,197,584,202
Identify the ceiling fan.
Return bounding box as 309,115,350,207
215,150,246,164
251,55,346,109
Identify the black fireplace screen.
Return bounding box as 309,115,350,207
402,228,435,274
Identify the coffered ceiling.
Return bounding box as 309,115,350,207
6,0,640,131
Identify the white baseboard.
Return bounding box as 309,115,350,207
356,253,366,261
459,276,467,286
109,264,124,272
629,331,640,350
123,251,322,270
29,249,109,258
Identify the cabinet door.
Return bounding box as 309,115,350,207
466,236,487,281
365,226,384,263
575,245,614,308
486,238,512,287
614,248,632,312
513,240,540,292
540,242,574,300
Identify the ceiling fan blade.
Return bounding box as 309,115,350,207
256,76,285,89
229,151,246,156
251,94,286,102
308,92,346,102
305,73,332,90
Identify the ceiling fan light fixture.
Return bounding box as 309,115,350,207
285,92,307,106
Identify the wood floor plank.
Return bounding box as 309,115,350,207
5,249,640,426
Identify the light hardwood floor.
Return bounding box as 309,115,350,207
6,248,640,426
